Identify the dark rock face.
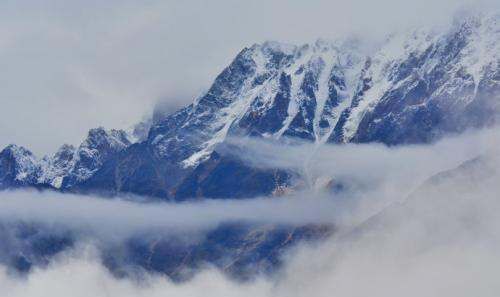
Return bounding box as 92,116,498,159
0,148,21,190
72,142,186,199
106,223,332,281
174,151,293,200
235,73,293,136
0,222,74,273
0,221,332,281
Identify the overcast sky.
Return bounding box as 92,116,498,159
0,0,496,155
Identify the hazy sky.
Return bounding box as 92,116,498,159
0,0,496,154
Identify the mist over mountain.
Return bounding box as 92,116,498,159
0,2,499,296
2,11,498,199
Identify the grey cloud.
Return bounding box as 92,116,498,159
0,128,496,241
0,190,338,241
0,128,498,240
1,128,500,296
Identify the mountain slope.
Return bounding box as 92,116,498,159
94,12,498,200
0,128,132,191
0,12,498,200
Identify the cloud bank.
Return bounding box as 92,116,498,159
1,134,499,296
0,190,339,241
0,127,497,240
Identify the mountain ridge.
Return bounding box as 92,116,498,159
1,12,498,200
0,11,498,282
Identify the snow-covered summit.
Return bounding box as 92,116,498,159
0,12,498,199
0,144,40,186
149,37,368,167
1,128,133,190
147,12,498,168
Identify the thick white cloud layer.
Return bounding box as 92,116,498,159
0,190,339,241
0,0,497,154
0,127,497,240
1,131,500,296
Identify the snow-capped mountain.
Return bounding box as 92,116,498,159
149,12,498,168
0,128,132,190
0,12,498,199
0,144,40,189
0,11,498,283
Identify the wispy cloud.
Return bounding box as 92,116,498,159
0,190,338,241
1,129,500,296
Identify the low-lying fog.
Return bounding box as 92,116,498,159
0,127,499,296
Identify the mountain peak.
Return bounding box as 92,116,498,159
0,12,498,199
2,144,33,156
258,41,297,55
0,144,39,187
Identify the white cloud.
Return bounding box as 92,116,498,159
226,127,500,223
0,246,272,297
0,128,496,241
1,135,500,296
0,190,339,242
